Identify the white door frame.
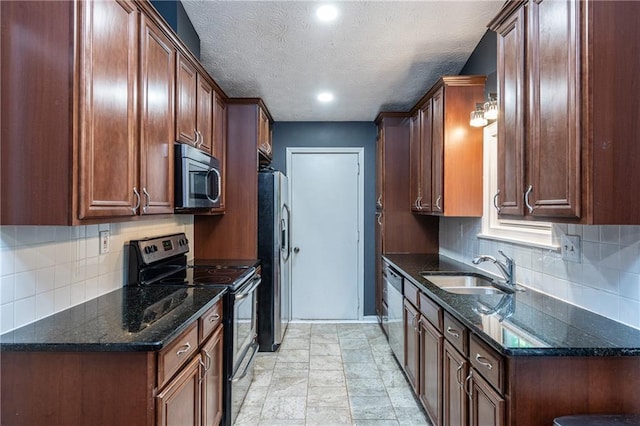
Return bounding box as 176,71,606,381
286,147,365,320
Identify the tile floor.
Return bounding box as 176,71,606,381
235,322,430,425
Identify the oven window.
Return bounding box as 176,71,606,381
233,288,256,368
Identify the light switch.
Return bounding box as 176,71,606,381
99,230,110,254
561,234,581,263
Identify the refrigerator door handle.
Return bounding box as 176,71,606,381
281,204,291,261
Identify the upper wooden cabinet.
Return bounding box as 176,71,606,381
410,76,486,217
211,93,227,212
258,106,273,164
139,13,176,216
1,0,228,225
77,0,139,220
176,54,216,154
490,0,640,224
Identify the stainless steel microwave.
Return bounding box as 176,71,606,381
174,143,221,210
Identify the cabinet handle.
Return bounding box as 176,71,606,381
176,342,191,356
475,353,493,370
193,130,199,147
204,349,212,372
376,195,382,209
416,196,422,210
455,360,466,387
524,185,534,213
446,326,460,338
493,190,501,213
464,370,473,399
208,313,220,323
376,212,383,226
198,357,206,384
132,187,141,214
435,195,442,211
142,188,150,213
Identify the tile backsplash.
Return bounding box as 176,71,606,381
440,217,640,330
0,217,194,333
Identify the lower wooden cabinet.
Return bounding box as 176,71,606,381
469,370,505,426
201,326,224,426
157,355,202,426
403,298,420,391
419,317,443,426
443,340,468,426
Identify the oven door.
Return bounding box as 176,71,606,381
229,273,261,425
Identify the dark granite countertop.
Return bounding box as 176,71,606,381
0,285,226,352
383,254,640,357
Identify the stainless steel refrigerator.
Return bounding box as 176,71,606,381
257,169,291,351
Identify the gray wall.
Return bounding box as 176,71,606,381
150,0,201,59
459,30,497,97
271,122,378,316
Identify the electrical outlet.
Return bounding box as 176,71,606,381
561,234,581,263
99,230,110,254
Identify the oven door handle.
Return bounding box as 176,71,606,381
231,341,259,383
234,275,261,301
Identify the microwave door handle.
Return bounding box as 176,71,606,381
205,169,221,203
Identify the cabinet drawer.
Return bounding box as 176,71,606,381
404,281,419,308
443,312,468,356
158,322,199,388
470,335,504,393
419,292,442,331
199,300,223,343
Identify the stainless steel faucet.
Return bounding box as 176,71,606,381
472,250,515,287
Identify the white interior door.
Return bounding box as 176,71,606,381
287,148,364,320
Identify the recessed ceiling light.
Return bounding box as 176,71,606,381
316,5,338,22
317,92,334,103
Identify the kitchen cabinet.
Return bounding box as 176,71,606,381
419,293,443,426
140,13,176,215
195,99,271,259
468,370,505,426
403,297,420,392
176,54,215,154
443,340,468,426
490,0,640,224
374,114,439,326
258,106,273,164
410,77,485,217
409,112,422,212
0,297,225,426
210,93,227,212
1,0,229,224
77,0,139,220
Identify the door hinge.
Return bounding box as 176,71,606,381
357,162,360,175
357,230,360,243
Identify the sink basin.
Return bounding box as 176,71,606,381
442,286,505,295
419,273,513,295
420,273,495,288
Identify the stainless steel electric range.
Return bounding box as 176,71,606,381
127,233,260,426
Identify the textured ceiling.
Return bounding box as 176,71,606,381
181,1,503,121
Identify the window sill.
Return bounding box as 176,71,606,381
477,232,560,251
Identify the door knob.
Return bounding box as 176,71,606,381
293,247,300,253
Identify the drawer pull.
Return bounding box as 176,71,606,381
475,353,493,370
176,342,191,356
446,327,460,338
209,313,220,323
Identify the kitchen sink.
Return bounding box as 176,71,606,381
420,274,495,288
419,273,514,295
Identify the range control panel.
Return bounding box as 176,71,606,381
133,233,189,265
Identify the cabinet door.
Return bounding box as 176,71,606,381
443,341,467,426
403,299,420,392
409,112,422,211
526,0,581,219
196,75,213,153
156,355,202,426
419,102,433,212
469,370,505,426
139,14,175,215
78,0,138,219
375,212,384,320
211,93,227,211
496,6,526,217
431,87,444,214
258,107,272,159
419,317,443,426
201,326,223,426
376,126,384,210
176,53,198,145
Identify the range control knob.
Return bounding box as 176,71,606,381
152,245,158,252
144,246,152,254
